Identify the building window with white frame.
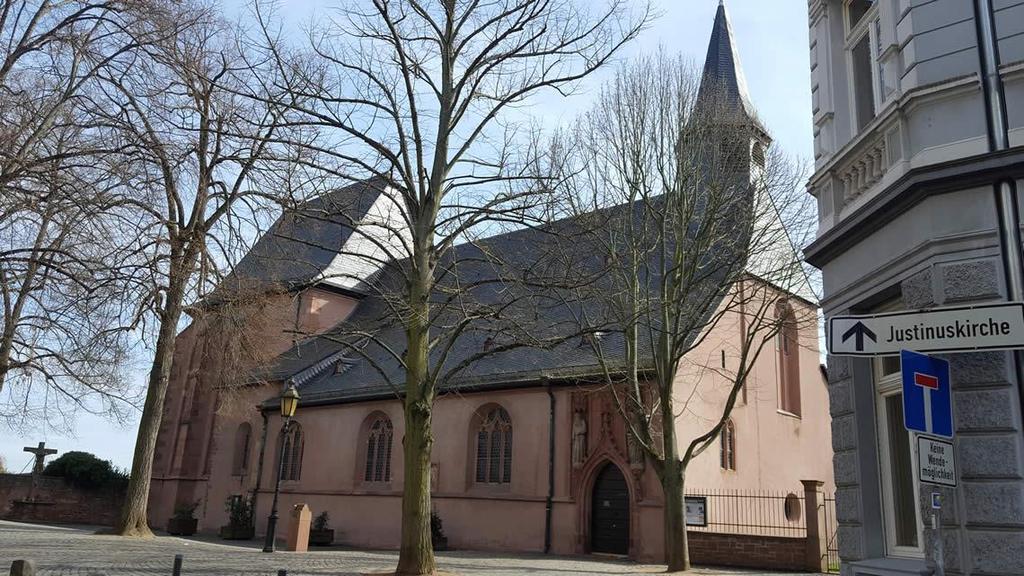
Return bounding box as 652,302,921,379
874,351,923,556
845,0,881,133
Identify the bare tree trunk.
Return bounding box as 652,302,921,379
662,460,690,572
398,398,434,575
396,272,435,576
115,275,187,537
659,386,690,572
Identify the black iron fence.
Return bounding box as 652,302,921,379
686,487,841,573
823,493,840,573
685,488,807,538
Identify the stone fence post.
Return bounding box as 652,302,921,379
10,559,35,576
286,503,311,552
802,479,828,573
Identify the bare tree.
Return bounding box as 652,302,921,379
0,1,147,431
0,151,141,431
254,1,649,572
0,0,118,193
85,0,292,537
544,54,816,571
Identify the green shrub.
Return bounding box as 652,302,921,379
224,494,253,528
42,451,128,491
173,500,201,520
313,511,330,531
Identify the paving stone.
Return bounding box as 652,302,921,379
0,520,817,576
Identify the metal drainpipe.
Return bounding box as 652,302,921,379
544,378,555,554
251,409,270,518
974,0,1024,438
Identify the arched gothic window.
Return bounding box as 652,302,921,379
364,414,393,483
232,422,252,475
279,423,303,481
720,419,736,471
475,407,512,484
777,301,802,416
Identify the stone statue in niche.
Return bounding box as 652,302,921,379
571,409,588,467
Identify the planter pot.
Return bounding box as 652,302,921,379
167,517,198,536
219,525,255,540
432,535,448,551
309,529,334,546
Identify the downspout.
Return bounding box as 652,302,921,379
544,377,555,554
251,409,270,516
973,0,1024,438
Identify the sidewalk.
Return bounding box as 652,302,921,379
0,520,822,575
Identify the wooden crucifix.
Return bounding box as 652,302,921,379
24,442,58,475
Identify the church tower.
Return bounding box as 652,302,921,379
695,0,771,187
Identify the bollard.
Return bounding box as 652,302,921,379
277,570,287,576
10,559,35,576
172,554,183,576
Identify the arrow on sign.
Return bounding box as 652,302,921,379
842,321,877,352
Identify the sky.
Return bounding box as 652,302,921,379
0,0,813,472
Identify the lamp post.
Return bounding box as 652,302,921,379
263,383,300,553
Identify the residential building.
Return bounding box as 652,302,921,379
806,0,1024,574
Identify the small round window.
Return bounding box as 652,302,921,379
784,493,802,522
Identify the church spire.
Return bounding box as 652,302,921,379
696,1,762,130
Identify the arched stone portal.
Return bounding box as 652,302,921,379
589,462,630,555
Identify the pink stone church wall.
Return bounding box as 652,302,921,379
148,284,833,565
674,291,834,495
148,287,358,532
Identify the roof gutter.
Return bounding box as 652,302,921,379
280,367,658,410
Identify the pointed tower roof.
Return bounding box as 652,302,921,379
696,1,764,132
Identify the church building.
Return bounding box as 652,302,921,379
147,4,834,563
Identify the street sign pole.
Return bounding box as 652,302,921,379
931,488,945,576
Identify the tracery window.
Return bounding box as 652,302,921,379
279,423,303,481
778,301,802,416
475,407,512,484
364,414,393,483
720,419,736,471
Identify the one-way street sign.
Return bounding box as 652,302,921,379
828,302,1024,357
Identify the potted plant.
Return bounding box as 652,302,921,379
167,501,200,536
218,494,255,540
430,511,448,551
309,511,335,546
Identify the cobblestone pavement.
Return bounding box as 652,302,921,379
0,520,809,576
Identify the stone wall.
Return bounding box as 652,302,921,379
0,473,125,526
688,532,811,571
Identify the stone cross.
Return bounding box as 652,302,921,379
24,442,57,475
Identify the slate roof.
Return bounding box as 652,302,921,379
251,4,813,407
258,197,738,408
695,1,766,134
202,178,386,307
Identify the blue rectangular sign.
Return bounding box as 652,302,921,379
901,350,953,438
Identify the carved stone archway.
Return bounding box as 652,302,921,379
575,454,641,557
